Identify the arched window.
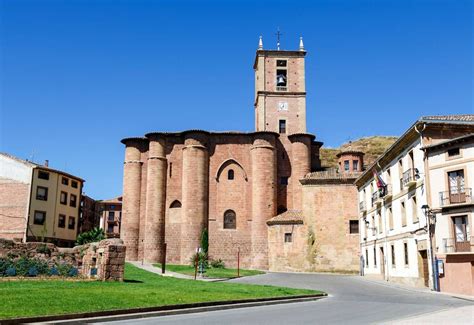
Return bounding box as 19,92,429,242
223,210,236,229
228,169,234,180
170,200,182,208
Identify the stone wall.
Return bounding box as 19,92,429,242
302,183,360,273
0,238,126,281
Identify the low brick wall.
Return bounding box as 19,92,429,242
0,238,126,281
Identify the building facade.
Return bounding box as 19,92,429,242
120,39,362,271
425,133,474,296
98,196,122,238
0,153,84,247
356,116,474,290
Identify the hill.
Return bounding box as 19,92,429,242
319,136,398,169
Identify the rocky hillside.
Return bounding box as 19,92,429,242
320,136,398,169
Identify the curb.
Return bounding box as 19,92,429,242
0,293,327,324
356,276,474,302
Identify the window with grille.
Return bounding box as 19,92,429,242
349,220,359,234
223,210,236,229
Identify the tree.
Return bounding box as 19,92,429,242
76,227,105,246
201,228,209,254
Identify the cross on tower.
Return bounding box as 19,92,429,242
275,28,283,50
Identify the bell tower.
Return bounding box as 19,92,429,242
254,36,307,134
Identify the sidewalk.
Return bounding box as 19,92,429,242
383,305,474,324
128,261,226,282
356,276,474,302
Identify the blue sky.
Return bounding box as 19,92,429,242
1,0,472,199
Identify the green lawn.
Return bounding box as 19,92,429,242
154,263,265,278
0,263,321,320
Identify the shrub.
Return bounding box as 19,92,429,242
68,267,78,277
6,267,16,277
36,244,51,255
210,259,225,269
28,266,38,277
49,267,59,276
57,263,74,277
0,258,13,276
76,227,105,246
189,252,208,269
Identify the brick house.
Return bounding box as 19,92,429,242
0,153,84,247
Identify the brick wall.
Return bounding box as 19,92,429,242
0,179,29,241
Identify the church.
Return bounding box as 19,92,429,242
120,37,361,272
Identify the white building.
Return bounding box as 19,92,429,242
424,133,474,296
356,115,474,290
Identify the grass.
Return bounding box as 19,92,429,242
154,263,265,278
0,263,320,320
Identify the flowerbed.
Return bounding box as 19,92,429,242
0,257,79,278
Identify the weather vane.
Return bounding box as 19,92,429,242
275,27,282,50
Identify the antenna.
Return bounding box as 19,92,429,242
275,27,283,50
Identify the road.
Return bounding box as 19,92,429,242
99,272,473,324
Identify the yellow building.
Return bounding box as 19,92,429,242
0,153,84,247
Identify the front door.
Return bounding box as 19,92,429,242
419,250,429,287
453,216,470,252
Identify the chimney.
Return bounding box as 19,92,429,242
44,160,49,167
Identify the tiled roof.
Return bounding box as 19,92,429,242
267,210,304,226
301,169,361,185
336,150,365,157
421,115,474,122
99,196,123,204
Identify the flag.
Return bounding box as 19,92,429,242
373,169,386,189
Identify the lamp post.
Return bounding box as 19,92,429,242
421,204,438,291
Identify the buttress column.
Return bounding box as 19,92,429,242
121,138,146,261
251,132,277,269
289,134,313,210
181,131,209,264
143,133,167,263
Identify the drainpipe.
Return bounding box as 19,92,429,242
415,123,437,291
378,161,389,282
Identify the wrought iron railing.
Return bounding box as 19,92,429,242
371,191,381,206
440,237,473,253
400,168,416,188
439,187,472,207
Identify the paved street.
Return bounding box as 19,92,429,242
100,273,473,325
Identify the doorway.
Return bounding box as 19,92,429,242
418,250,429,287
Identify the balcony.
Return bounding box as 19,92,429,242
359,201,367,212
371,191,382,207
440,237,474,253
400,168,417,188
381,184,392,200
439,188,472,207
